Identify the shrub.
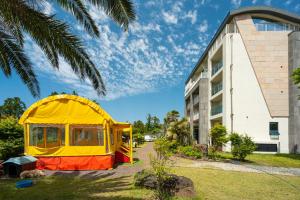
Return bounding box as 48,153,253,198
0,138,23,160
229,133,256,161
178,146,202,159
209,124,228,157
0,117,24,160
133,133,145,145
154,138,174,159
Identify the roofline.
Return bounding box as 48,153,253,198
185,6,300,84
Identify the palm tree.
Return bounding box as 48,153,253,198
0,0,135,97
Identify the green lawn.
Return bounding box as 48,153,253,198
1,167,300,200
219,153,300,168
173,167,300,200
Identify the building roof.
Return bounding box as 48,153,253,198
185,6,300,83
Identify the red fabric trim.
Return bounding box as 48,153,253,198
115,151,130,163
36,156,114,170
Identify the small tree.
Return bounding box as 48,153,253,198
229,133,256,161
209,124,228,157
151,138,174,200
0,97,26,118
167,118,191,146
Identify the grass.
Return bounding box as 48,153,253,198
173,167,300,200
1,167,300,200
219,152,300,168
0,175,153,200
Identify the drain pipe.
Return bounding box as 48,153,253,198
230,35,234,133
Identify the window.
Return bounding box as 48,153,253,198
269,122,279,136
255,143,278,152
110,128,114,145
29,125,65,148
70,125,104,146
252,17,300,32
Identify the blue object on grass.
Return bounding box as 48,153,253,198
16,180,33,188
3,156,37,165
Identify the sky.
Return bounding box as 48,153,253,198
1,0,300,123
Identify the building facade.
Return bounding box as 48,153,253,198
184,7,300,153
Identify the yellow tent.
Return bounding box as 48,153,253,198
19,95,132,170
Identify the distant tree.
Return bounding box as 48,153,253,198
72,90,78,95
133,120,145,135
163,110,180,132
145,114,153,133
0,97,26,118
49,91,59,96
292,68,300,99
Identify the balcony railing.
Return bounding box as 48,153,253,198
211,82,223,96
193,96,199,105
211,104,222,116
185,71,208,95
254,23,300,32
211,61,223,76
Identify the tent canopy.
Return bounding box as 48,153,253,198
19,95,128,125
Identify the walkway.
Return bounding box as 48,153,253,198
173,157,300,176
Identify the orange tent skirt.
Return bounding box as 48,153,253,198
36,155,114,170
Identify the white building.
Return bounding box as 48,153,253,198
184,6,300,153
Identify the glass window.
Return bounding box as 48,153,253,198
110,128,114,145
269,122,279,135
70,126,104,146
29,125,65,148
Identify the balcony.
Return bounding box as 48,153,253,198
211,61,223,76
193,95,199,105
211,82,223,96
193,112,199,121
185,72,208,96
211,104,222,116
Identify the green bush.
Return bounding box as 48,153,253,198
0,117,24,160
133,133,145,145
154,138,174,159
0,138,23,160
229,133,256,161
178,146,202,159
210,124,228,155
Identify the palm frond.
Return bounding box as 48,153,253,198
87,0,136,31
0,0,106,95
0,30,40,97
55,0,100,37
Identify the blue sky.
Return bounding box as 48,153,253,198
0,0,299,123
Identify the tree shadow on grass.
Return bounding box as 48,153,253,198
0,173,151,200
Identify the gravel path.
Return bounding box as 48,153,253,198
173,157,300,176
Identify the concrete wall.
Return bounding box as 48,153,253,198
235,14,289,117
223,33,289,153
198,78,209,144
288,32,300,153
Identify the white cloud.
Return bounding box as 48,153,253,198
198,20,208,33
231,0,242,8
42,2,55,15
252,0,257,4
162,11,178,24
23,1,210,101
184,10,197,24
264,0,272,5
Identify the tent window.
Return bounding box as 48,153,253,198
29,125,65,148
70,126,104,146
110,128,114,145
